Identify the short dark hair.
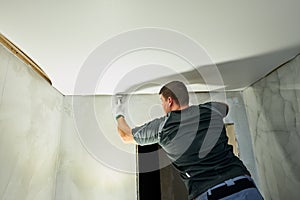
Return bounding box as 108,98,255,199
159,81,189,106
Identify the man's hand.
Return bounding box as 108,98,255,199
112,94,126,120
112,94,137,144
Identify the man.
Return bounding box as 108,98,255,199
113,81,264,200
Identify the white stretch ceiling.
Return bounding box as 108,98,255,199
1,0,300,95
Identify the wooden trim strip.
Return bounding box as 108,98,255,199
0,33,52,85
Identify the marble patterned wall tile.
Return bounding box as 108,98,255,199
55,96,137,200
243,54,300,200
0,44,11,104
0,44,63,200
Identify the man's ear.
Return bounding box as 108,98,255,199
167,97,173,106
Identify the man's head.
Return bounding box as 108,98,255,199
159,81,189,114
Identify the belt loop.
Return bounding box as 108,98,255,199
225,179,235,186
207,189,212,196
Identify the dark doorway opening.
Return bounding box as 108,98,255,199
138,144,161,200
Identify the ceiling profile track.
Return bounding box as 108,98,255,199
0,33,52,85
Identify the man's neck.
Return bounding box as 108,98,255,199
171,104,189,111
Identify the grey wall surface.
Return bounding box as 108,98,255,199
243,54,300,199
55,96,136,200
0,44,63,199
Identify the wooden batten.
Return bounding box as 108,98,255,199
0,33,52,85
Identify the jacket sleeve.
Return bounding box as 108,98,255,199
132,117,166,146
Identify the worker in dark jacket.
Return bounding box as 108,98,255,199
113,80,264,200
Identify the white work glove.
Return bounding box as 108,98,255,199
112,94,126,120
